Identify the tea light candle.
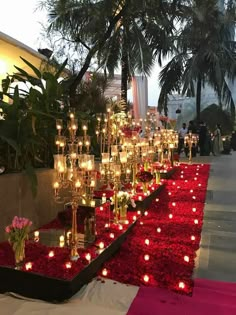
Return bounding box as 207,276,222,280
179,281,185,289
144,254,150,261
169,214,173,219
143,275,149,282
145,239,150,245
102,194,106,204
34,231,39,238
65,262,72,269
102,268,108,276
85,253,91,262
59,235,65,242
110,233,115,239
25,262,32,270
157,227,161,233
191,235,195,241
48,251,54,258
99,242,105,249
138,196,143,201
194,219,198,224
184,255,189,262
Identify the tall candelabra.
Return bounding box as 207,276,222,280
53,110,96,260
184,132,198,163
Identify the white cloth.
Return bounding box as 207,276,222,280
0,278,139,315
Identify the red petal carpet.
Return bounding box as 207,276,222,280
99,163,210,295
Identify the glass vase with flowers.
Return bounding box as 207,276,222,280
5,216,32,269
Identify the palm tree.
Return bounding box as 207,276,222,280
40,0,179,109
158,0,236,121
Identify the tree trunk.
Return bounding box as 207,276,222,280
121,46,128,109
69,5,128,103
196,76,202,121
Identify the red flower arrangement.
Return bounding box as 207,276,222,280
136,171,153,183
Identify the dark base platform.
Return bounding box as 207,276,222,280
0,222,135,302
0,169,177,302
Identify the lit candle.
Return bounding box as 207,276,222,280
192,207,196,212
143,275,149,282
169,214,173,219
144,254,150,261
172,202,176,206
59,241,64,247
53,182,59,189
145,239,150,245
90,200,95,207
48,251,54,258
133,215,137,221
144,211,148,216
184,255,189,262
99,242,105,249
85,253,91,262
65,262,72,269
90,180,95,188
191,235,195,241
110,233,114,239
194,219,198,224
102,268,108,276
102,194,106,204
25,262,32,271
157,227,161,233
138,196,142,201
179,281,185,289
59,235,65,242
34,231,39,238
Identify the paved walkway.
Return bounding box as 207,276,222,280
181,151,236,282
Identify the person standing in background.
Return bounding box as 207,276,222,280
178,123,188,156
212,123,224,155
198,121,208,156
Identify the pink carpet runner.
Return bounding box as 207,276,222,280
127,279,236,315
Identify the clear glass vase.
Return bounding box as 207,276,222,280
13,240,25,270
119,205,128,223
